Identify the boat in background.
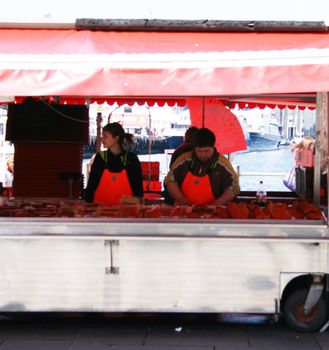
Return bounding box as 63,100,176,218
236,108,286,151
247,121,282,149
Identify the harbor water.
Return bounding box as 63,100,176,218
138,145,295,192
230,146,295,191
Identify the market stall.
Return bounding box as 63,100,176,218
0,21,329,332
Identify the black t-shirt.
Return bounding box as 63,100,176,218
169,142,194,167
85,150,143,202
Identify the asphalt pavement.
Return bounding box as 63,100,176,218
1,313,329,350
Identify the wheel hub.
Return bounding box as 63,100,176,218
295,301,318,322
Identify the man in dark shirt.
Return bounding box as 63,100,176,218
164,126,199,204
169,126,199,167
164,128,239,206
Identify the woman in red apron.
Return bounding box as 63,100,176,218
85,122,143,206
164,128,239,206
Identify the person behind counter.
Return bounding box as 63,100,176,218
169,126,199,167
4,156,14,200
85,122,143,205
164,127,239,206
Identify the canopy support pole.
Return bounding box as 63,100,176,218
96,112,103,153
314,92,329,206
202,97,205,127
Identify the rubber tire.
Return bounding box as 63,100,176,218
283,289,328,332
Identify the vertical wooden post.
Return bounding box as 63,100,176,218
314,92,329,206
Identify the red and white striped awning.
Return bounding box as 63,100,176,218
0,29,328,101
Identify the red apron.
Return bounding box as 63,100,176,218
181,171,216,205
93,168,133,206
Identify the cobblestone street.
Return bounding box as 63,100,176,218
1,313,329,350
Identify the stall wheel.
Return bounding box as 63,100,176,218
283,289,328,332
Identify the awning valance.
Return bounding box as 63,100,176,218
10,96,187,107
0,29,329,98
7,95,315,110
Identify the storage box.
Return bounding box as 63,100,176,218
143,180,162,192
141,161,160,181
295,150,314,168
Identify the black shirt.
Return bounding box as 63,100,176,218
169,142,194,167
85,150,143,202
164,149,240,199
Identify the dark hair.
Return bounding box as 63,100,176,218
192,128,216,148
102,122,135,150
184,126,199,143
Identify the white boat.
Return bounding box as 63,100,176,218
236,109,283,150
248,122,282,149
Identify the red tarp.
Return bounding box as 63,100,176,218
0,29,329,98
188,98,247,154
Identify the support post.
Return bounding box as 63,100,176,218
202,97,205,127
314,93,329,206
96,112,103,152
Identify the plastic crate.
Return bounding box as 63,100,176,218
141,161,160,181
143,180,162,192
295,150,314,168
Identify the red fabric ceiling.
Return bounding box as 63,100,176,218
0,29,328,99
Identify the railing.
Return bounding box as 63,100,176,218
236,166,285,178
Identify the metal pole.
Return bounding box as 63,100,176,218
283,108,289,139
326,93,329,216
96,112,103,152
202,97,205,127
147,107,152,191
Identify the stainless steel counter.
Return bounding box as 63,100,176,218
0,217,327,314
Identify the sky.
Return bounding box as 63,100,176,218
1,0,328,24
